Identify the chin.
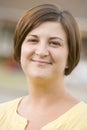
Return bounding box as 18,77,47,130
30,73,49,79
28,69,52,79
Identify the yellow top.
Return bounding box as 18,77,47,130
0,97,87,130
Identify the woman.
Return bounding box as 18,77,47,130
0,4,87,130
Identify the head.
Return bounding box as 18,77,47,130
14,4,81,75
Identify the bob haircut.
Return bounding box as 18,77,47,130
14,4,81,75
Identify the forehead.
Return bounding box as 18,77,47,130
27,22,67,39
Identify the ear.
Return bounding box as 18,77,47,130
65,64,69,69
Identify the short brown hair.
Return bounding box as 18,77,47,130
14,4,81,75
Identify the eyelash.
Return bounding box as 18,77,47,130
27,39,38,43
27,39,61,47
49,41,61,47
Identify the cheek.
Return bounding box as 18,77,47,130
21,44,31,58
20,46,29,67
20,46,29,72
52,49,68,65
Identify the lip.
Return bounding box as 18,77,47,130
31,59,52,64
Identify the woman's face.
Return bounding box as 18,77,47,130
21,22,68,80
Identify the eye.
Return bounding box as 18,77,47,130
49,41,61,47
27,38,38,44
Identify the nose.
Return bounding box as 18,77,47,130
35,42,49,57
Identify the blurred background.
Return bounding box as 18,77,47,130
0,0,87,103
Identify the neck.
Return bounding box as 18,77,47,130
26,76,67,106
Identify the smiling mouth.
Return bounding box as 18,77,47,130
31,59,52,64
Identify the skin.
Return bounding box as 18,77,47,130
21,22,68,83
18,22,78,130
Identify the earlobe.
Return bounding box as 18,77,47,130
65,65,68,69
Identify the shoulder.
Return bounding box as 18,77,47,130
67,101,87,128
74,101,87,129
79,101,87,111
0,97,27,129
79,101,87,118
69,101,87,118
0,97,22,108
0,97,22,117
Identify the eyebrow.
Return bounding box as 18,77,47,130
50,37,64,41
28,35,64,41
27,34,38,38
